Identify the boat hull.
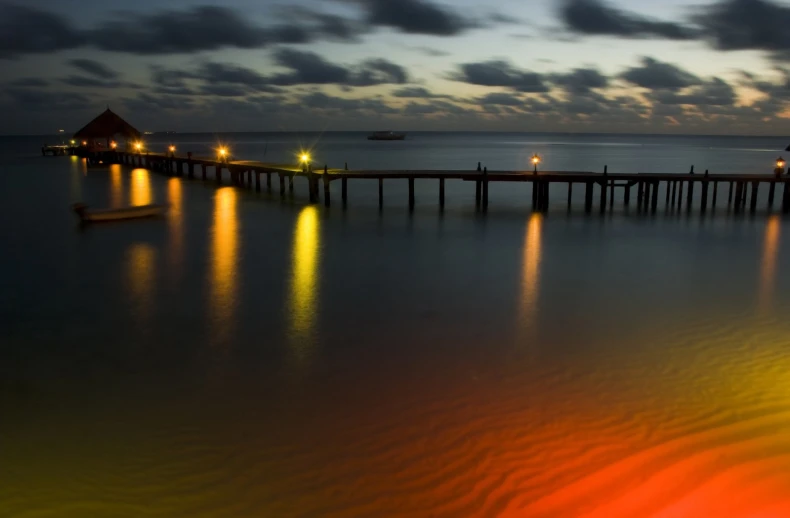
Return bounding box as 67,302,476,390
73,203,168,223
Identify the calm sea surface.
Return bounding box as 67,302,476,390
3,132,790,516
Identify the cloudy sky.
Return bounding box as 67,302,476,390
2,0,790,135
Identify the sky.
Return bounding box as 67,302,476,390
2,0,790,135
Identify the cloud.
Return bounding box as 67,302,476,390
451,60,549,92
359,0,475,36
69,59,118,79
476,92,526,106
272,49,410,86
0,3,83,59
2,88,89,110
61,76,126,88
621,57,700,90
552,67,609,93
299,92,400,113
695,0,790,58
198,63,281,92
8,78,49,87
410,46,451,57
560,0,695,40
649,78,737,106
392,86,450,98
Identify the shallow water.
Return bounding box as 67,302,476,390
3,134,790,516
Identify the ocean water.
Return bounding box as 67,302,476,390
3,133,790,517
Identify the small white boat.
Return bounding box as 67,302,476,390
72,203,168,223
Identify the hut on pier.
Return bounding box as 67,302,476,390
73,108,141,151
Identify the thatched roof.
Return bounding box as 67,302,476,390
73,108,141,141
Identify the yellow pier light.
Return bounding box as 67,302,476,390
777,157,785,169
531,154,541,173
110,141,117,150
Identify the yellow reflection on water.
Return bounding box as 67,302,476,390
110,164,123,208
519,214,543,338
209,188,240,346
760,215,780,311
69,156,83,201
130,168,152,206
128,243,156,325
168,178,184,273
288,206,321,358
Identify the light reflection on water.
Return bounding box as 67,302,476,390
519,213,543,338
127,243,156,326
167,178,183,275
109,164,122,208
760,215,780,312
130,168,151,206
288,206,321,361
209,187,239,346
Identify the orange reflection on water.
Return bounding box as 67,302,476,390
127,243,156,325
209,188,239,346
130,168,152,206
167,178,184,273
760,215,780,311
288,206,321,356
519,213,543,337
109,164,123,208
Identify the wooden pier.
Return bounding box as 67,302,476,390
83,150,790,216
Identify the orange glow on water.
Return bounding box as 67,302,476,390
760,215,780,312
130,168,151,206
168,178,183,273
127,243,156,325
288,206,321,360
109,164,123,208
519,213,542,336
209,188,239,346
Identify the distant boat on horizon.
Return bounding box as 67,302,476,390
368,131,406,141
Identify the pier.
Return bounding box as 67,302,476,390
83,150,790,216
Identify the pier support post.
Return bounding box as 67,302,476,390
266,173,272,190
543,181,550,212
637,181,644,210
750,181,759,214
670,181,677,208
651,181,659,212
379,178,384,209
201,164,206,180
728,182,734,206
712,182,718,210
686,180,695,211
665,181,671,208
783,183,790,214
599,180,608,214
734,182,743,212
482,168,489,211
584,181,593,213
409,177,415,210
769,182,777,208
475,180,482,208
216,165,222,184
643,182,650,212
677,182,684,210
289,175,294,193
439,178,445,208
279,174,285,197
323,168,331,207
624,185,631,207
701,180,709,214
342,177,348,207
532,180,538,209
609,181,615,211
567,182,573,210
255,171,261,192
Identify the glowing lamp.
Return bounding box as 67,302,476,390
134,142,143,151
531,154,541,165
777,157,786,169
70,140,75,145
110,141,117,149
300,153,310,163
219,147,227,156
82,141,87,146
169,145,176,153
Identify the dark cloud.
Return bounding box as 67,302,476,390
621,57,700,90
272,50,409,87
351,59,410,86
199,84,250,97
69,59,118,79
696,0,790,57
8,78,49,87
650,78,737,106
452,60,549,93
86,6,269,55
489,13,522,24
273,7,371,43
2,88,89,110
360,0,475,36
61,76,125,88
198,63,280,92
300,92,400,113
410,46,451,57
476,92,526,106
552,68,609,93
560,0,695,40
0,3,83,59
392,86,449,98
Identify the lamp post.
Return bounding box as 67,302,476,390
300,153,311,173
775,157,786,177
168,145,176,158
531,154,541,174
218,147,228,163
